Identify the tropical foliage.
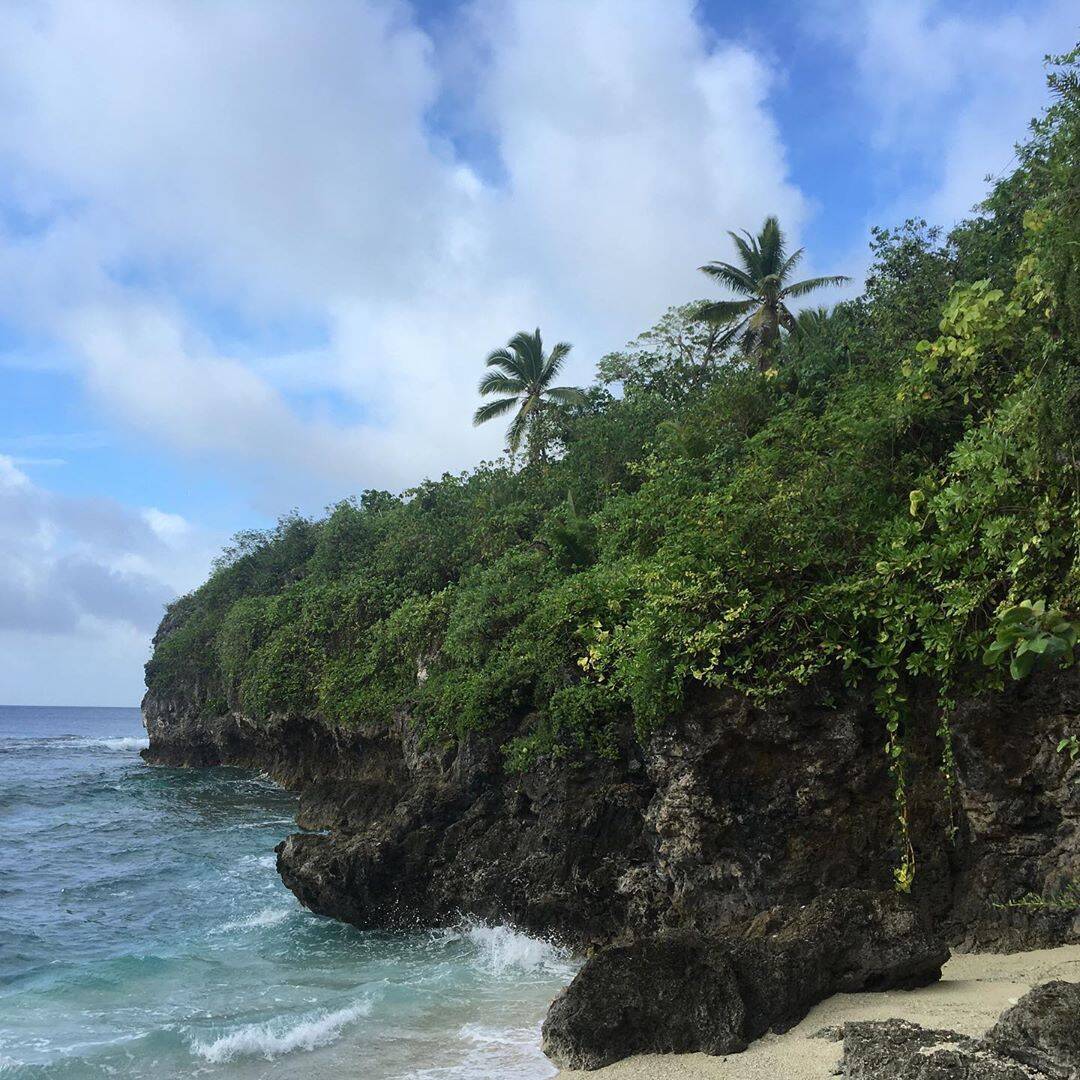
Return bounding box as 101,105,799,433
699,215,850,370
473,328,587,463
148,47,1080,892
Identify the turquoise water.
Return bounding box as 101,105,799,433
0,706,575,1079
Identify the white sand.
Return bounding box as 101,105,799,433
555,945,1080,1080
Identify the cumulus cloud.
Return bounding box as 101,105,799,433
0,455,206,633
813,0,1078,226
0,0,805,503
0,455,219,702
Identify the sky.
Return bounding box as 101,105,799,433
0,0,1076,706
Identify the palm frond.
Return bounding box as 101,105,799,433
485,346,527,379
699,261,758,296
793,305,832,333
544,386,588,406
727,230,761,278
776,246,805,283
782,274,851,299
542,341,573,384
508,328,544,382
473,396,520,426
698,298,756,323
711,320,743,351
478,371,526,396
739,320,762,353
506,407,530,454
757,216,785,275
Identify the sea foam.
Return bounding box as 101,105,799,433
190,1000,372,1062
81,736,149,751
460,921,575,978
28,735,149,751
221,905,292,931
407,1022,557,1080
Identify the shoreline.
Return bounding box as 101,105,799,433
554,943,1080,1079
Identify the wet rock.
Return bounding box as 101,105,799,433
541,889,947,1070
273,736,653,947
988,981,1080,1079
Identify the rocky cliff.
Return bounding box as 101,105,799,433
142,665,1080,1066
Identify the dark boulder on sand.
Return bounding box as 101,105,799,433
841,980,1080,1079
988,981,1080,1080
541,888,947,1070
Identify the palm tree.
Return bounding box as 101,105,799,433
699,216,849,372
794,306,834,336
473,328,587,464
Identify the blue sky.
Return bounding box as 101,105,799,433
0,0,1076,705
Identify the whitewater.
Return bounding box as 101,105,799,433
0,705,577,1078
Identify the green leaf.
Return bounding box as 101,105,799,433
999,605,1030,626
1010,651,1038,680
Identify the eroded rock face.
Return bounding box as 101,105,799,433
142,668,1080,952
988,981,1080,1080
143,663,1080,1069
946,671,1080,952
842,1019,1041,1079
541,889,947,1070
539,931,747,1070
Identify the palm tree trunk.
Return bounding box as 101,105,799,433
757,304,781,373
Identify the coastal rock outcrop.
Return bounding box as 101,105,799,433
144,667,1080,952
539,931,748,1068
841,1019,1039,1079
541,889,947,1070
841,981,1080,1079
143,664,1080,1069
987,981,1080,1079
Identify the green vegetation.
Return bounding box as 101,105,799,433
699,215,850,371
147,49,1080,888
982,600,1077,681
995,879,1080,913
473,328,587,464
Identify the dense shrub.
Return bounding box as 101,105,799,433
148,51,1080,880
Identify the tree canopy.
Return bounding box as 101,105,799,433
148,47,1080,891
700,215,850,371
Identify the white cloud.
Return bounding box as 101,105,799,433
0,0,806,504
0,0,813,700
815,0,1078,226
0,454,220,704
141,508,191,545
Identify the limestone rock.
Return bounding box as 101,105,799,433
541,889,947,1070
842,1019,1041,1079
988,981,1080,1080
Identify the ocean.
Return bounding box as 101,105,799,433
0,705,576,1079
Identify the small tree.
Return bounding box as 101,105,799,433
700,216,850,372
598,301,739,403
473,328,587,464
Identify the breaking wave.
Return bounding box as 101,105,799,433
220,905,292,931
190,1001,373,1062
456,921,575,978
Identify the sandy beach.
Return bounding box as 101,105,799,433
555,944,1080,1080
